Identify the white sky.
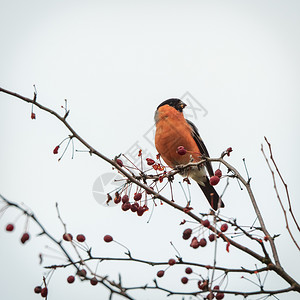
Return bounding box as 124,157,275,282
1,1,300,300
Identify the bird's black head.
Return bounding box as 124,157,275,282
157,98,187,112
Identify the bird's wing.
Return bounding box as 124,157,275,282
186,119,214,177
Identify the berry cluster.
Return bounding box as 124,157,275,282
156,259,225,299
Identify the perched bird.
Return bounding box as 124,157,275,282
154,98,224,210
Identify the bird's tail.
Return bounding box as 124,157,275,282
198,180,224,210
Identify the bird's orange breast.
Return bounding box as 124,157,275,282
155,105,202,168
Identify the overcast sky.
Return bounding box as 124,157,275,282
1,1,300,300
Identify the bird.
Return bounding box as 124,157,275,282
154,98,224,210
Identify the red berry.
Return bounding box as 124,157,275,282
209,234,216,242
181,277,188,284
41,287,48,298
210,176,220,186
137,206,145,216
53,145,59,154
214,169,222,178
177,146,187,155
133,193,142,201
76,234,86,242
34,286,42,294
104,235,113,243
226,147,233,156
202,219,210,227
6,224,14,232
185,267,192,274
130,202,139,212
146,158,155,165
67,275,75,284
114,196,121,204
116,159,123,167
206,292,214,299
198,280,208,290
77,269,87,277
220,223,228,232
157,270,164,278
31,112,36,119
90,277,98,286
264,235,269,242
63,233,73,241
21,233,30,244
199,238,207,247
182,228,192,240
122,195,129,203
168,258,176,266
216,292,224,299
190,237,200,249
213,285,220,290
121,202,131,211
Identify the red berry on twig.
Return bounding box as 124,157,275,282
34,286,42,294
146,158,155,165
121,202,131,211
157,270,165,278
182,228,192,240
214,169,222,178
116,159,123,167
190,237,200,249
104,235,113,243
21,233,30,244
185,267,192,274
181,277,188,284
210,176,220,186
41,287,48,298
67,275,75,284
76,234,86,242
199,238,207,247
90,277,98,286
53,146,59,154
202,219,210,227
220,223,228,232
130,202,139,212
6,224,14,232
122,195,129,203
77,269,87,277
177,146,187,155
216,292,224,299
134,193,142,201
209,234,216,242
63,233,73,241
168,258,176,266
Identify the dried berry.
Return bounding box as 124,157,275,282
121,202,131,211
41,287,48,298
190,237,200,249
53,146,59,154
209,234,216,242
168,258,176,266
185,267,192,274
146,158,155,165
